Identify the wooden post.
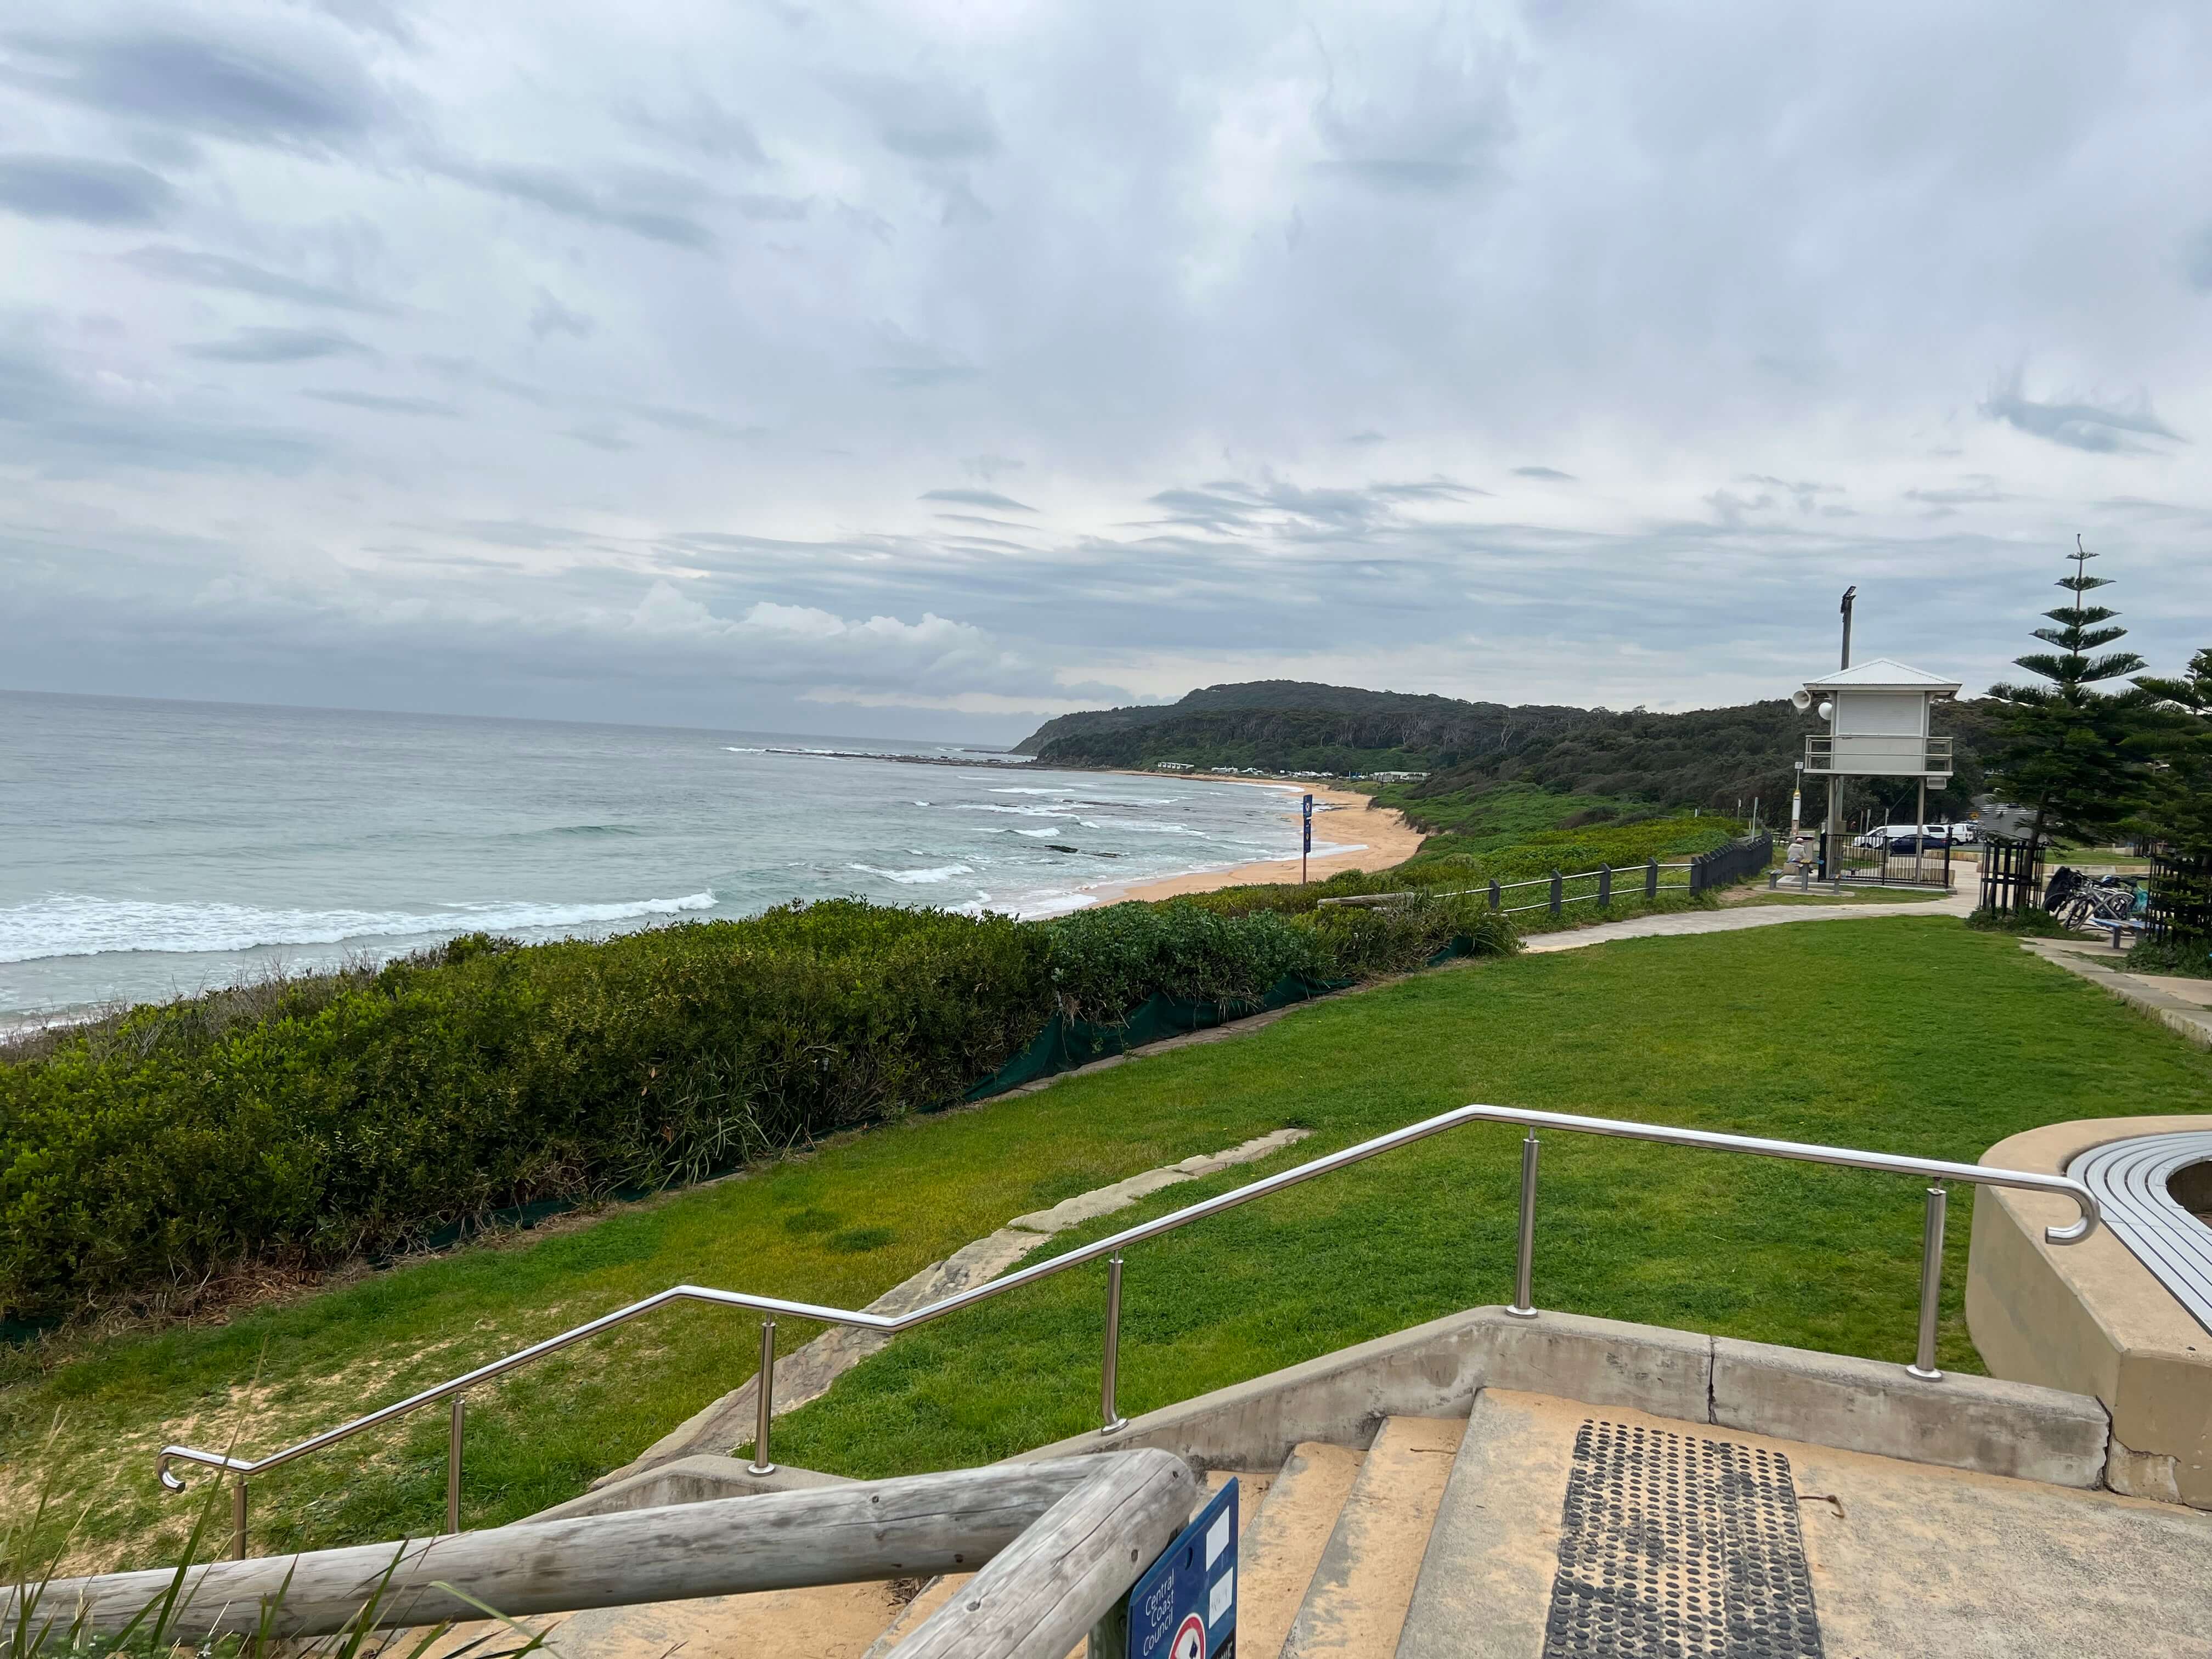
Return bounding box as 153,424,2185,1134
11,1458,1156,1642
1645,857,1658,899
1488,878,1500,911
1548,870,1562,917
1598,864,1612,908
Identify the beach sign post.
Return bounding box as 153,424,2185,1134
1302,794,1313,883
1126,1477,1238,1659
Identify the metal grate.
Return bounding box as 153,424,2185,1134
1542,1419,1824,1659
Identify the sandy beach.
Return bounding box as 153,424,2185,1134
1084,779,1426,904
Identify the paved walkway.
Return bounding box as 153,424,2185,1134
1523,882,1973,953
2016,937,2212,1050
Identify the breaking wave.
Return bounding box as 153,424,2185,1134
0,890,720,963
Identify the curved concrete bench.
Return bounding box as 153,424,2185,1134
1967,1114,2212,1508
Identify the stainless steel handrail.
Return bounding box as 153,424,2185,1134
157,1102,2100,1557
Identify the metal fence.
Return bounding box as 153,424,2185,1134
2146,845,2212,944
1816,832,1955,890
154,1096,2097,1560
1978,836,2045,915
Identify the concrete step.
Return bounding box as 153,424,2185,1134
1280,1417,1465,1659
1396,1387,2212,1659
1237,1443,1366,1659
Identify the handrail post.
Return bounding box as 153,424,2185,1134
1488,878,1500,911
1548,870,1562,917
1101,1256,1127,1435
447,1393,464,1534
748,1318,777,1475
230,1477,248,1560
1645,857,1657,899
1598,863,1612,908
1507,1133,1540,1318
1908,1186,1947,1380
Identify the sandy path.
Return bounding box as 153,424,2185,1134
1084,779,1426,904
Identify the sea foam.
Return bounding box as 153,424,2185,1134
0,890,719,963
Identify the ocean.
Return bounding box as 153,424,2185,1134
0,690,1351,1028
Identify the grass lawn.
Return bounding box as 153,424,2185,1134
8,918,2207,1574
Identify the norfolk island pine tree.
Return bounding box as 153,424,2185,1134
1983,537,2157,870
2136,645,2212,852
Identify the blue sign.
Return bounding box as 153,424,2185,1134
1302,794,1313,854
1130,1478,1238,1659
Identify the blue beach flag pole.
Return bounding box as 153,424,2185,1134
1302,793,1313,884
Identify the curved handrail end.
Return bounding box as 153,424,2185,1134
157,1444,252,1491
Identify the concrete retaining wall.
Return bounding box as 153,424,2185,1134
1016,1305,2111,1489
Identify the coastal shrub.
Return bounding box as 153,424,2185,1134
0,902,1052,1322
1045,901,1330,1021
1,885,1527,1322
1307,893,1515,978
1963,905,2073,938
2123,934,2212,978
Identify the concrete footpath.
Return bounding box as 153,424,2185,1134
1522,881,1973,953
2015,936,2212,1049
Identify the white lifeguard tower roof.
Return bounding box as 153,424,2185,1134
1800,657,1961,698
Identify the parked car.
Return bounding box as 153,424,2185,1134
1885,827,1970,855
1857,822,1970,851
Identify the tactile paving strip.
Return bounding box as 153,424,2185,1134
1541,1419,1824,1658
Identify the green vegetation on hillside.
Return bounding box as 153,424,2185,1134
1,893,1518,1326
1019,679,1997,819
8,919,2205,1572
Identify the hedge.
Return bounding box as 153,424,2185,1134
1,894,1514,1323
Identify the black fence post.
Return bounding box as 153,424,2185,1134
1549,870,1562,917
1689,854,1704,896
1598,863,1612,908
1645,857,1658,899
1488,878,1501,911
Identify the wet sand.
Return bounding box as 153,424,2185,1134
1084,778,1426,904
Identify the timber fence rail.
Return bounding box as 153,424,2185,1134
1315,832,1774,918
151,1082,2092,1562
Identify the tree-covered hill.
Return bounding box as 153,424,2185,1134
1019,681,2000,819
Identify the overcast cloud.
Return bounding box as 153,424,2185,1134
4,2,2210,741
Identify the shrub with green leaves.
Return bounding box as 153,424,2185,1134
1045,901,1330,1020
0,885,1528,1324
0,902,1052,1323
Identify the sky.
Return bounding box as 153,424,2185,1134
3,2,2210,744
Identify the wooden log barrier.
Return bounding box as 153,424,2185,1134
11,1455,1187,1645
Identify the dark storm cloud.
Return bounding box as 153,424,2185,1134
121,245,393,312
2,25,381,147
0,154,173,224
623,404,762,439
833,72,998,161
528,291,595,340
1312,24,1517,193
2185,225,2212,293
618,92,768,163
1981,385,2185,453
0,338,320,473
921,488,1035,511
303,388,456,416
182,326,376,363
432,156,718,249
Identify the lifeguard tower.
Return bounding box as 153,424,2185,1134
1792,656,1960,884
